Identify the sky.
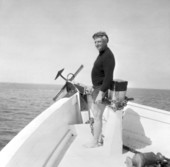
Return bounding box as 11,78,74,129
0,0,170,89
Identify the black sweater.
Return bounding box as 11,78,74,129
91,47,115,92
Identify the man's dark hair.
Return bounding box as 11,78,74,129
92,31,109,42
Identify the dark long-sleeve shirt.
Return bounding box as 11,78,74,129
91,47,115,92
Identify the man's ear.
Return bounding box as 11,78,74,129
102,36,108,44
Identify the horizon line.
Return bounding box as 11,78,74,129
0,81,169,90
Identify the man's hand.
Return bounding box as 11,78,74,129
95,91,105,104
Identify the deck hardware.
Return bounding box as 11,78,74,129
53,65,84,101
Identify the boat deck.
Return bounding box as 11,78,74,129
58,119,170,167
58,124,124,167
123,103,170,158
0,94,169,167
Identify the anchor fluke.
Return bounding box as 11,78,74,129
54,68,66,81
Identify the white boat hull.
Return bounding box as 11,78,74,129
123,102,170,157
0,93,82,167
0,92,170,167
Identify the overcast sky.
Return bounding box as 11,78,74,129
0,0,170,89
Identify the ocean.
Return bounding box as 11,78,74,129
0,82,170,151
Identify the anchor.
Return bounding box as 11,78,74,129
54,68,67,81
53,65,84,101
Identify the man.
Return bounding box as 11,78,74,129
86,31,115,148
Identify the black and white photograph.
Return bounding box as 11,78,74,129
0,0,170,166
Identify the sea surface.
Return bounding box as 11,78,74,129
0,82,170,151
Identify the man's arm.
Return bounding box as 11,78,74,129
100,54,115,92
95,54,115,103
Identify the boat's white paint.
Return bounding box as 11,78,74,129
123,102,170,157
58,124,123,167
56,106,124,166
44,129,75,167
127,102,170,123
80,102,170,166
0,92,170,167
0,93,82,167
103,108,122,156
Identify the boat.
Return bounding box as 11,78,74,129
0,65,170,167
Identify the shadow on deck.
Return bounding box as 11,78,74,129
123,108,152,150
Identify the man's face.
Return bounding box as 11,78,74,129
94,37,107,51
